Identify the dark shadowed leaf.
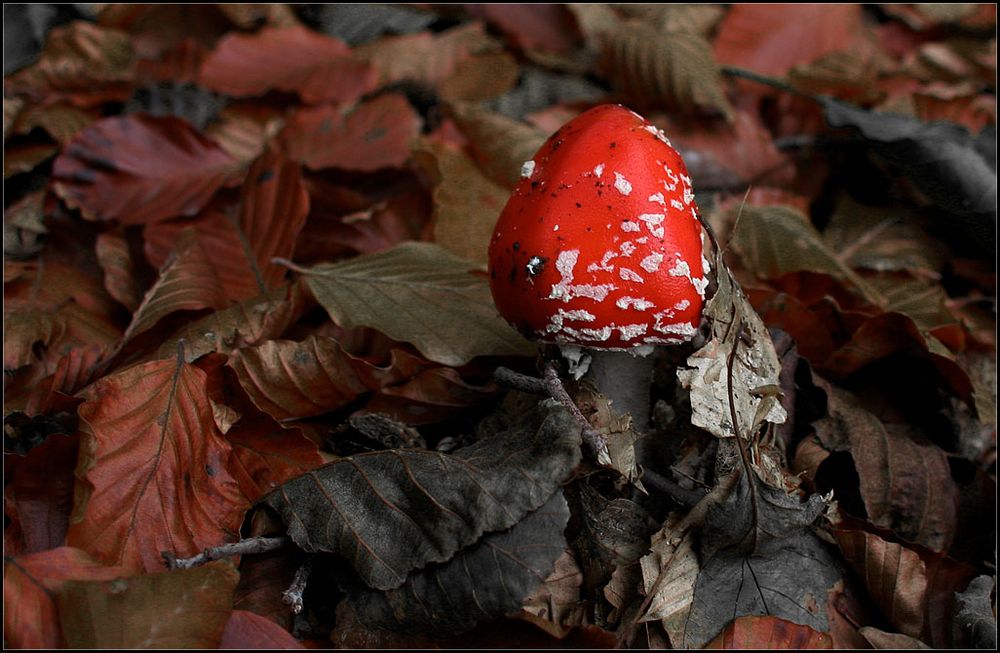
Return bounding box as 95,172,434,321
704,615,834,649
225,417,325,504
3,547,125,649
95,229,143,312
484,65,605,120
682,481,844,648
67,355,247,573
12,102,97,144
449,103,548,188
278,93,421,172
3,433,78,554
198,25,376,104
219,609,304,649
466,4,580,52
352,490,570,636
821,97,997,224
953,575,997,650
601,22,733,119
52,114,242,224
812,380,959,552
300,241,535,366
56,561,238,648
261,399,581,590
302,3,436,46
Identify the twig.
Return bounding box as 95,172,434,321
493,366,549,395
640,468,707,509
163,536,290,570
282,556,314,614
542,361,612,466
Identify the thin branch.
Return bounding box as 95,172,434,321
282,556,314,614
163,536,290,570
493,366,549,395
542,361,612,466
640,468,707,509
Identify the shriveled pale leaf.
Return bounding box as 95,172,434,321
521,550,587,635
677,248,787,440
352,491,570,635
440,51,520,103
300,241,535,366
204,109,273,166
3,96,25,139
3,301,57,371
601,22,733,119
13,102,96,144
67,355,247,573
449,103,548,188
859,627,931,649
198,25,376,105
227,336,386,421
414,140,509,269
3,142,58,178
3,190,46,260
278,93,421,172
52,114,242,224
683,481,843,648
261,399,581,590
576,482,658,579
731,204,885,306
122,228,228,346
3,547,125,649
220,610,304,649
705,616,834,649
56,561,238,648
954,575,997,649
639,518,700,637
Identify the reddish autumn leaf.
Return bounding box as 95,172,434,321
232,551,300,633
67,355,247,573
219,610,304,649
714,4,866,77
704,615,834,649
4,434,78,554
278,94,422,172
143,149,309,300
22,345,105,416
51,114,242,225
198,25,376,105
3,547,125,649
364,363,500,425
465,4,580,52
95,228,144,313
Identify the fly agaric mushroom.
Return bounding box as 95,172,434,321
488,104,708,429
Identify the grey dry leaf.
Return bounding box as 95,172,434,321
261,399,581,590
521,549,587,633
677,246,787,441
638,516,701,643
351,490,571,636
300,241,535,366
953,575,998,649
448,103,548,188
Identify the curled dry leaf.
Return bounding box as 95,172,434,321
95,229,142,312
261,399,581,590
3,547,126,649
55,561,239,649
67,354,247,573
198,25,376,105
300,241,535,366
449,103,548,188
600,22,733,119
352,491,570,636
51,114,243,225
638,516,701,642
677,246,788,441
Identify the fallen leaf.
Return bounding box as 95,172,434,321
52,114,243,224
953,575,998,649
219,609,304,649
520,549,586,636
704,615,834,649
300,241,536,366
449,103,548,188
859,626,931,649
261,399,581,590
67,354,247,573
3,547,125,649
278,93,421,172
12,102,97,144
465,4,580,53
352,491,570,635
198,25,376,105
301,3,436,46
56,561,238,648
95,229,143,312
3,433,78,554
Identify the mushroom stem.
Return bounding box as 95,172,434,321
586,349,655,431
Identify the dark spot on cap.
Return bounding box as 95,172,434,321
531,181,541,189
490,269,496,279
513,241,520,251
575,202,582,208
610,141,617,148
550,192,558,198
508,267,517,283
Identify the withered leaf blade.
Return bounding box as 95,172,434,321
351,490,570,636
682,480,843,648
261,399,581,590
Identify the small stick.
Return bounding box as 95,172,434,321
640,468,707,509
542,361,612,466
282,557,314,614
493,366,549,395
163,536,290,570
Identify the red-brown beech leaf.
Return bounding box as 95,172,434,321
95,229,143,312
121,228,228,346
465,4,580,52
714,4,865,77
261,400,581,590
4,433,78,554
198,25,376,105
143,149,310,300
352,490,570,636
227,335,386,421
812,380,960,552
704,615,834,649
56,561,239,648
3,547,125,649
220,610,303,649
52,114,242,225
67,355,247,574
835,519,977,647
278,94,421,172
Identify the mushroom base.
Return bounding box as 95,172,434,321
586,348,655,431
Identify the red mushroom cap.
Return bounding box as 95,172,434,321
488,104,707,350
